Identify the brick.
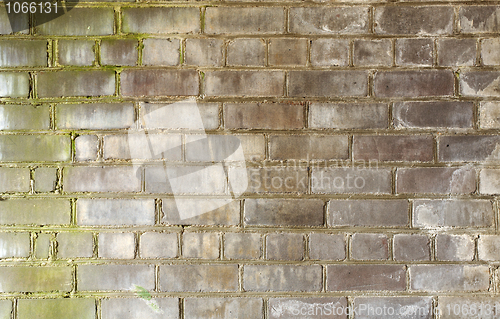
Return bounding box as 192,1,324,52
0,168,30,193
77,199,154,226
480,102,500,129
312,168,392,194
38,71,115,97
224,232,262,259
244,265,322,292
245,167,309,194
56,103,134,130
0,199,70,225
353,135,433,162
327,265,406,291
478,235,500,261
57,232,94,258
0,10,28,34
459,6,500,33
75,135,98,161
482,38,500,65
0,135,70,162
185,134,264,161
437,297,500,319
185,298,262,319
396,167,476,194
227,39,266,66
102,298,179,319
34,167,57,192
78,264,154,291
58,40,94,66
104,133,182,160
35,8,113,35
143,38,180,66
224,102,304,130
396,38,433,66
374,70,454,97
269,297,347,319
409,265,489,292
18,299,95,319
205,7,284,34
353,297,432,319
290,7,369,34
289,71,368,97
270,135,348,161
438,39,476,66
0,300,10,319
0,232,30,258
140,102,219,130
269,38,307,66
101,39,138,66
309,233,345,261
0,72,29,98
393,234,430,261
0,266,72,292
159,264,238,292
140,232,178,258
440,135,500,162
353,39,392,66
0,40,47,67
162,198,240,226
98,232,135,259
244,199,324,226
375,6,453,35
0,104,50,130
121,69,198,97
183,232,220,259
35,233,51,259
185,38,223,66
480,169,500,194
351,233,389,260
122,8,200,34
329,199,409,227
311,39,349,66
461,71,500,97
205,71,284,97
266,233,303,261
64,167,141,193
436,234,474,261
309,103,388,129
393,101,474,129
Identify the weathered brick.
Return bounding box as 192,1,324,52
224,102,304,130
353,39,392,66
439,135,500,162
77,199,154,226
227,38,266,66
183,232,220,259
224,232,262,259
140,232,178,258
0,104,50,130
56,103,134,130
205,71,284,97
57,232,94,258
0,40,47,67
245,167,309,194
327,265,406,291
482,38,500,65
185,298,262,319
396,38,433,66
0,232,30,258
311,39,349,66
122,8,200,34
478,235,500,261
0,135,70,162
0,168,30,193
78,264,154,291
312,168,392,194
436,234,474,261
0,10,28,34
34,233,51,259
35,8,113,35
0,72,29,98
121,69,198,97
353,297,432,319
185,134,265,161
162,198,240,226
329,199,409,227
461,71,500,97
244,265,322,292
480,101,500,129
185,38,223,66
309,233,345,261
244,199,323,226
351,233,389,260
353,135,433,162
0,300,11,319
34,167,57,192
0,266,72,292
270,135,348,160
309,103,388,129
374,70,454,97
58,40,94,66
38,71,115,97
64,167,141,193
143,38,180,66
393,234,430,261
159,264,238,292
269,297,347,319
205,7,284,34
437,297,500,319
269,38,307,66
459,6,500,33
438,39,476,66
0,199,70,225
18,299,95,319
290,7,369,34
98,232,135,259
289,71,368,97
480,169,500,194
101,39,138,66
75,135,98,162
393,101,474,129
409,265,489,292
140,102,219,130
102,298,179,319
266,233,303,261
396,167,476,194
104,133,182,160
375,6,453,35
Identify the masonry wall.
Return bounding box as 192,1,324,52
0,0,500,318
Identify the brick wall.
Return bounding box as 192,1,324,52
0,0,499,318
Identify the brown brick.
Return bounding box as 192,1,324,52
375,6,453,35
309,233,346,261
38,71,115,98
327,265,406,291
393,234,430,261
459,6,500,33
396,167,476,194
409,265,489,292
482,38,500,65
393,101,474,129
374,70,454,97
244,199,323,226
311,38,349,67
270,135,348,160
309,103,388,129
245,167,309,194
269,38,307,66
480,101,500,129
244,265,322,292
142,39,180,66
63,166,141,193
353,135,434,162
396,38,433,66
224,232,262,259
185,298,263,319
205,71,284,97
460,71,500,97
353,297,432,319
182,232,220,259
438,39,476,66
101,39,138,66
122,8,200,34
266,233,304,261
289,71,368,97
0,266,72,292
312,168,392,194
329,199,409,227
121,69,198,97
351,233,389,261
224,102,304,130
185,38,223,66
353,39,392,67
35,8,114,35
227,38,266,66
439,135,500,162
290,7,369,34
160,264,238,292
436,234,474,261
205,7,284,34
0,40,47,67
